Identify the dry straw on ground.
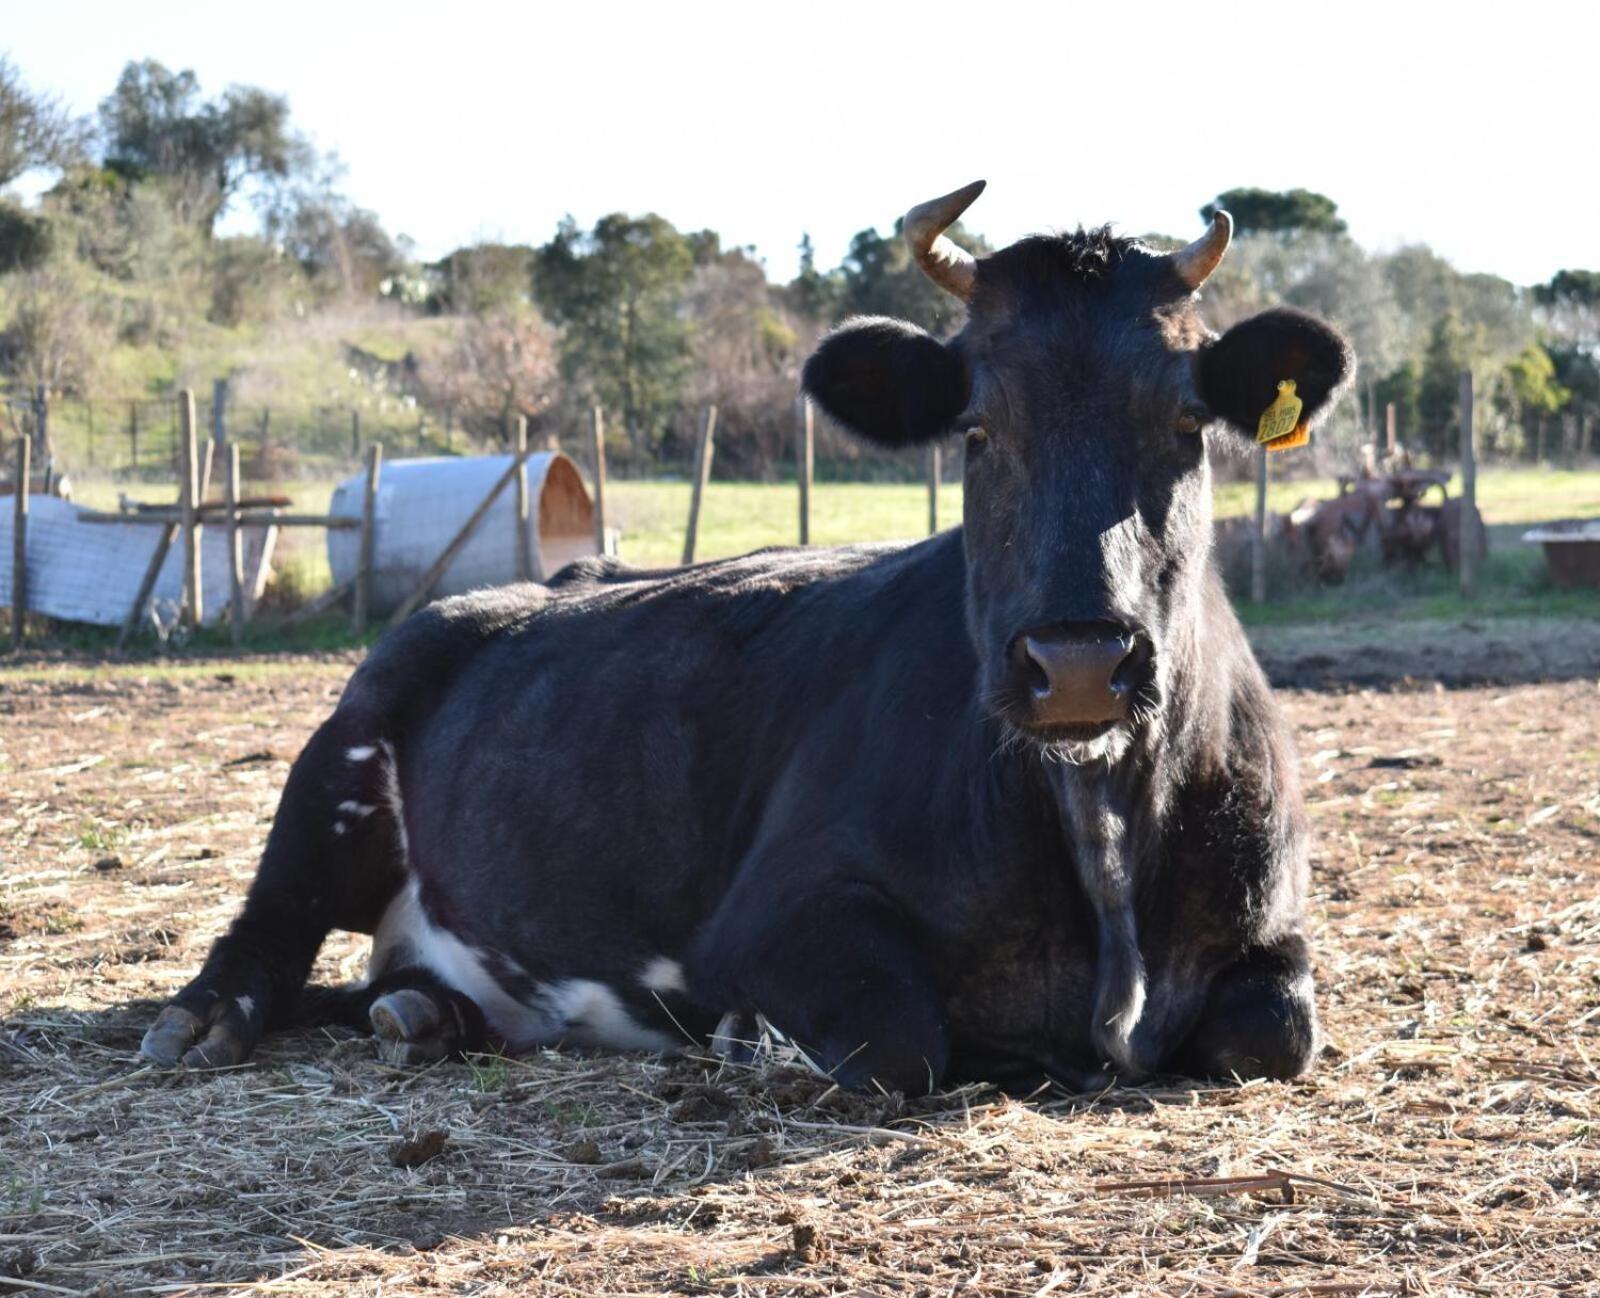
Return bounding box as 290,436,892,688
1,645,1597,1295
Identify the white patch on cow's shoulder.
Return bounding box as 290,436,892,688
369,880,680,1055
338,800,377,818
638,956,687,995
235,994,256,1021
345,745,377,762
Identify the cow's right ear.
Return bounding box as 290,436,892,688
802,317,967,447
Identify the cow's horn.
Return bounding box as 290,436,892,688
1172,210,1232,290
904,179,986,302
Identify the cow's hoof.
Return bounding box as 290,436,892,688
370,988,455,1067
140,1002,254,1069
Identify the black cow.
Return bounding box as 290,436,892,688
143,183,1353,1093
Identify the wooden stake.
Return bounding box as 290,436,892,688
10,436,28,651
797,397,813,546
592,405,608,554
352,442,383,635
1385,402,1397,455
351,410,361,458
178,391,202,630
512,413,534,581
1251,446,1268,605
1459,370,1478,598
225,442,245,645
682,405,717,565
388,451,526,627
927,442,941,535
117,521,178,649
129,403,139,470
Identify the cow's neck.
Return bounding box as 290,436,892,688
1043,585,1209,1080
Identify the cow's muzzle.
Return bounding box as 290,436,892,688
1009,621,1151,736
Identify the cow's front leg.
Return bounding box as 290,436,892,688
1170,939,1317,1081
689,881,950,1095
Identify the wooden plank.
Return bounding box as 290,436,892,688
1251,446,1268,605
9,436,28,651
682,404,717,565
76,509,358,529
592,404,608,554
225,443,245,645
116,521,178,649
1459,370,1478,597
927,442,941,535
797,397,813,546
352,441,382,635
512,413,533,581
178,391,202,630
387,452,526,627
1385,401,1397,455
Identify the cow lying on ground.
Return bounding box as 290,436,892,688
144,183,1353,1093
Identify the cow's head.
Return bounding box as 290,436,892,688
804,182,1353,756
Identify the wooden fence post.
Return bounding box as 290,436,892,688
351,410,361,458
927,442,942,535
682,404,717,565
178,390,202,630
33,384,49,493
117,522,178,649
10,436,28,651
1385,402,1396,456
225,442,245,645
797,397,814,546
591,405,608,554
352,441,383,635
129,403,139,470
1459,370,1478,598
1251,446,1268,605
86,400,95,468
512,413,534,581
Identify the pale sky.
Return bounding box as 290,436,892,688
6,0,1598,286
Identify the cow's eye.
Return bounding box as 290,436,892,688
965,426,988,451
1175,409,1206,436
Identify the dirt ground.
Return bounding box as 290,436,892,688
2,626,1597,1296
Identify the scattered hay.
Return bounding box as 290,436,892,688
1,656,1597,1294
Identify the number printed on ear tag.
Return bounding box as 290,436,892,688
1257,379,1304,446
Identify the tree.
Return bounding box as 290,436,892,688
98,60,310,233
419,305,559,442
428,242,536,315
1201,187,1346,236
1418,314,1472,459
1536,268,1600,352
534,213,694,452
0,56,78,188
782,232,840,325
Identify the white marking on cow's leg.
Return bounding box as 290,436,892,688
332,821,349,836
376,740,409,865
337,800,377,818
1057,771,1148,1078
235,994,256,1021
543,979,679,1052
345,745,377,762
638,956,687,995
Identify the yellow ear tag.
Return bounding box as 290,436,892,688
1254,377,1305,448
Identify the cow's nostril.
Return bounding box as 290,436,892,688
1110,636,1151,698
1022,641,1052,697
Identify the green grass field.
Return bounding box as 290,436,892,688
60,466,1600,643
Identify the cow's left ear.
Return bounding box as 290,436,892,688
1198,307,1354,446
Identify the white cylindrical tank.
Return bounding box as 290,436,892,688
327,452,598,614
